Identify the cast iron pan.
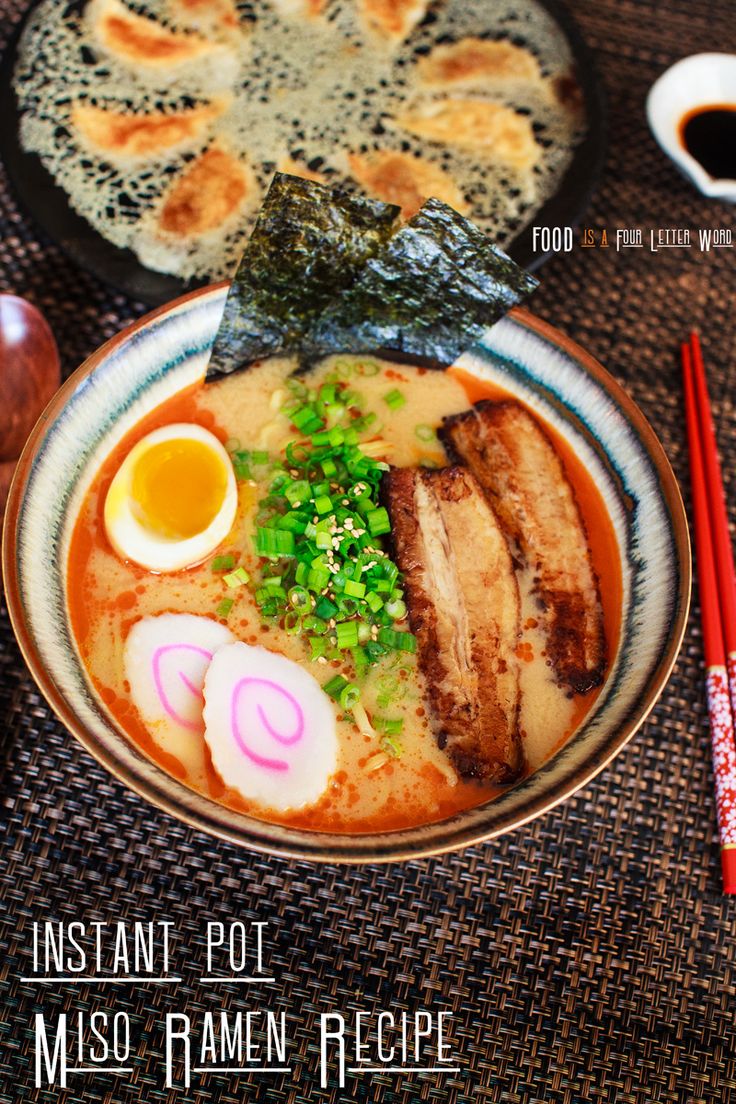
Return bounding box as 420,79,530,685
0,0,606,306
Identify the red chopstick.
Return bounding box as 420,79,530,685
682,340,736,894
690,330,736,716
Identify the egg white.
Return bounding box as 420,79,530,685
104,422,237,572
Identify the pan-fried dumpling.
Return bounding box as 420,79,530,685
358,0,429,43
270,0,328,18
277,156,328,183
72,98,229,161
392,100,540,172
157,145,256,236
168,0,239,35
92,0,220,67
417,37,543,88
347,150,468,219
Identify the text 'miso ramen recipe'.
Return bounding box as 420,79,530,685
68,355,621,834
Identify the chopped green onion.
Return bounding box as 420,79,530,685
382,733,403,757
335,622,359,649
223,567,250,588
251,371,412,667
232,453,252,481
285,441,311,467
285,480,311,506
307,565,331,592
315,596,339,619
324,675,349,702
366,590,384,613
378,627,417,652
291,405,323,434
415,424,437,442
374,716,404,736
303,614,328,635
366,507,391,537
215,598,234,619
351,645,369,680
279,511,308,534
255,527,296,557
211,554,236,572
355,360,380,377
383,388,406,411
286,377,309,400
284,610,302,634
288,585,311,611
339,682,360,710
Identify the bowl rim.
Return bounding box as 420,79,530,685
2,283,692,863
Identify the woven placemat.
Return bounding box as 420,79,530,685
2,2,736,1101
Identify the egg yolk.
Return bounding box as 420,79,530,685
130,438,228,540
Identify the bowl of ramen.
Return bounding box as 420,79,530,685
2,273,690,860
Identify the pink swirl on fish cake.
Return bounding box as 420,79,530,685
152,643,214,731
230,677,305,773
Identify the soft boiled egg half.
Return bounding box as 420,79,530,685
104,423,237,572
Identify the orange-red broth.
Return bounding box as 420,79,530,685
68,356,621,834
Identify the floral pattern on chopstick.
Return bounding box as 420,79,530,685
706,666,736,845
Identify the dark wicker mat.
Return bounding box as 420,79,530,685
2,1,736,1101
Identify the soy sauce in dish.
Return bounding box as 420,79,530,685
679,104,736,180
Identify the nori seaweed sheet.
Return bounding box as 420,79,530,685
206,177,538,380
305,199,539,366
206,174,400,379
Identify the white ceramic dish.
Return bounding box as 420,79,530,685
646,52,736,201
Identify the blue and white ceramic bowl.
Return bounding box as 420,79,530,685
2,285,690,861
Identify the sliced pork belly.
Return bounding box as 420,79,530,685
441,400,606,694
384,466,522,782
